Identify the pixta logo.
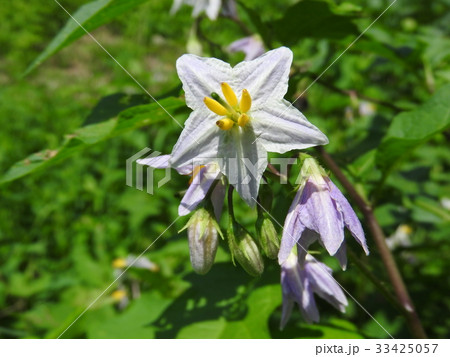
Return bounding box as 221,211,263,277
126,148,170,194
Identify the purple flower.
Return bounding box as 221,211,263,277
278,158,369,269
137,154,225,218
227,36,265,61
280,253,347,328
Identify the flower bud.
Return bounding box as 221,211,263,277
181,208,223,275
228,223,264,276
256,213,279,259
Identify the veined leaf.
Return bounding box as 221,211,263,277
376,84,450,178
25,0,150,75
0,97,184,185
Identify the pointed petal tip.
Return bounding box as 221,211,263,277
178,205,190,217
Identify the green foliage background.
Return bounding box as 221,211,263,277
0,0,449,338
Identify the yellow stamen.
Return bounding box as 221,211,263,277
111,290,127,301
112,258,127,269
238,113,249,127
216,118,234,130
189,165,205,184
204,97,228,116
221,82,238,107
239,89,251,113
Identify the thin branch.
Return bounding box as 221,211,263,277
317,146,428,339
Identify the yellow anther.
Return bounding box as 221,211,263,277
111,290,127,301
216,118,234,130
112,258,127,269
221,82,238,107
238,113,249,127
239,89,252,113
399,224,413,235
189,165,205,184
204,97,228,116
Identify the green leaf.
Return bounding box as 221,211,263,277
376,84,450,178
177,284,281,338
25,0,150,75
237,2,272,48
0,97,184,185
272,0,358,46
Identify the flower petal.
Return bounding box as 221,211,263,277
298,180,345,256
210,180,226,220
327,179,369,255
233,47,292,108
220,126,267,207
170,110,221,170
251,100,328,154
305,259,348,313
333,242,348,271
280,295,295,330
228,36,265,61
176,54,232,110
178,165,221,216
296,229,320,268
278,187,306,264
205,0,221,20
137,154,191,175
300,271,320,323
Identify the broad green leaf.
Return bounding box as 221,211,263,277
376,84,450,178
86,292,173,338
25,0,150,75
272,0,358,45
0,97,184,185
177,284,281,338
299,318,364,339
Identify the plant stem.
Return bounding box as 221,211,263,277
227,185,235,221
317,146,428,339
347,248,402,312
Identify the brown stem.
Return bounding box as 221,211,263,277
317,146,428,339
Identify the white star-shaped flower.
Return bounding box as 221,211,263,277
170,47,328,206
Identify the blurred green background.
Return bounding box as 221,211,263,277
0,0,449,338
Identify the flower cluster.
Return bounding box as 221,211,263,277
138,47,368,327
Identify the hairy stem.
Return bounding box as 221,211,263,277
317,146,428,339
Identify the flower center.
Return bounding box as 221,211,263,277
203,82,252,130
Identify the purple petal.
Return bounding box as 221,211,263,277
299,271,320,323
296,229,319,268
228,36,265,61
178,165,220,216
304,258,348,313
333,242,348,270
280,295,295,330
278,188,305,264
210,180,226,220
298,179,345,255
327,179,369,255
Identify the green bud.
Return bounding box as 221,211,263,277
228,222,264,277
256,213,279,259
180,208,223,275
300,157,328,184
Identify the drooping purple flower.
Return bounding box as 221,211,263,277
278,158,369,268
228,36,265,61
280,252,347,328
137,154,225,218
